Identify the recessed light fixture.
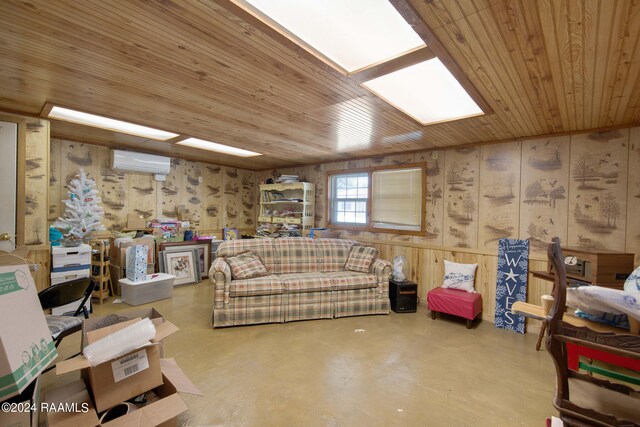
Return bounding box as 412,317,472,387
242,0,425,73
47,106,179,141
177,137,262,157
362,58,484,125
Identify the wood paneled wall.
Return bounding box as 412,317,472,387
0,112,52,291
259,127,640,330
49,139,256,237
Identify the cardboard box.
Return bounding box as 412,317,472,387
51,244,92,272
120,274,175,306
45,358,201,427
56,310,179,413
0,265,57,401
127,214,147,230
112,237,156,266
44,379,100,427
0,376,41,427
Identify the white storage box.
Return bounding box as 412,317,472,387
51,244,91,273
119,273,175,306
50,270,90,286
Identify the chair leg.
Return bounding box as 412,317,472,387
431,310,436,319
466,319,472,329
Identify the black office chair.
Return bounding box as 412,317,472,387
38,277,95,348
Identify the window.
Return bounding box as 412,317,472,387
328,165,424,234
330,172,368,225
372,168,422,231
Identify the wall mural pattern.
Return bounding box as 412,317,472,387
49,139,255,236
259,127,640,263
443,148,479,248
567,130,629,251
519,136,571,255
24,119,49,245
627,128,640,262
478,142,521,251
416,151,444,246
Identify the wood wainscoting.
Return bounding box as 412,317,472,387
27,245,51,292
360,238,550,334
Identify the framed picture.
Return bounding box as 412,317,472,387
163,250,198,286
223,228,239,241
159,240,212,278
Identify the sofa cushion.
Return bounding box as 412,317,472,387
345,245,377,273
325,271,378,291
229,275,285,297
217,239,278,272
274,238,318,274
315,239,356,272
280,273,333,293
226,251,270,280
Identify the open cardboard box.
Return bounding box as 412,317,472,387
56,309,179,413
46,358,201,427
0,264,57,401
0,376,41,427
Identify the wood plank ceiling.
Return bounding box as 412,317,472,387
0,0,639,170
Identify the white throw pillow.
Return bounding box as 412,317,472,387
442,260,478,293
624,266,640,292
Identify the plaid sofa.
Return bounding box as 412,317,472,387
209,238,391,328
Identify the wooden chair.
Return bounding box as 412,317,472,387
545,237,640,426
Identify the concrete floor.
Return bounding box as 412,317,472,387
44,282,557,426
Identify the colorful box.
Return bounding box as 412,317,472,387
126,245,149,283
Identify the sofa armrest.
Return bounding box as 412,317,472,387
371,258,391,293
210,257,231,308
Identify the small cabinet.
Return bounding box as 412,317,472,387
259,182,315,232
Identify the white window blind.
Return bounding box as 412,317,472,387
371,168,422,231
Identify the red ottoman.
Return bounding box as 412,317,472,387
427,287,482,329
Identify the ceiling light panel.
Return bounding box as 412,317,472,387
362,58,484,125
177,138,262,157
47,106,179,141
242,0,425,72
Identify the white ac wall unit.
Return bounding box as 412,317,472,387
111,149,171,179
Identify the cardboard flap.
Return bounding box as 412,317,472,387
45,380,100,427
102,394,187,427
160,358,203,396
56,354,92,375
152,321,179,342
86,318,142,344
56,343,158,375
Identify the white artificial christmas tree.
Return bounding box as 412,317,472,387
55,169,105,240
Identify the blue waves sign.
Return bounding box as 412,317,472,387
494,238,529,334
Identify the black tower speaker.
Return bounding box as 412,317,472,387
389,280,417,313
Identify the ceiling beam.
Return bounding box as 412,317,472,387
349,46,436,84
388,0,494,116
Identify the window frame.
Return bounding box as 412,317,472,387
326,163,426,235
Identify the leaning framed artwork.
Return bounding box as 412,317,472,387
159,239,212,279
163,250,199,286
223,227,239,240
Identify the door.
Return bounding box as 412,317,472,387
0,120,17,251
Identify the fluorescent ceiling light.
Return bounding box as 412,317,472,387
177,138,262,157
47,106,179,141
243,0,425,72
362,58,484,125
